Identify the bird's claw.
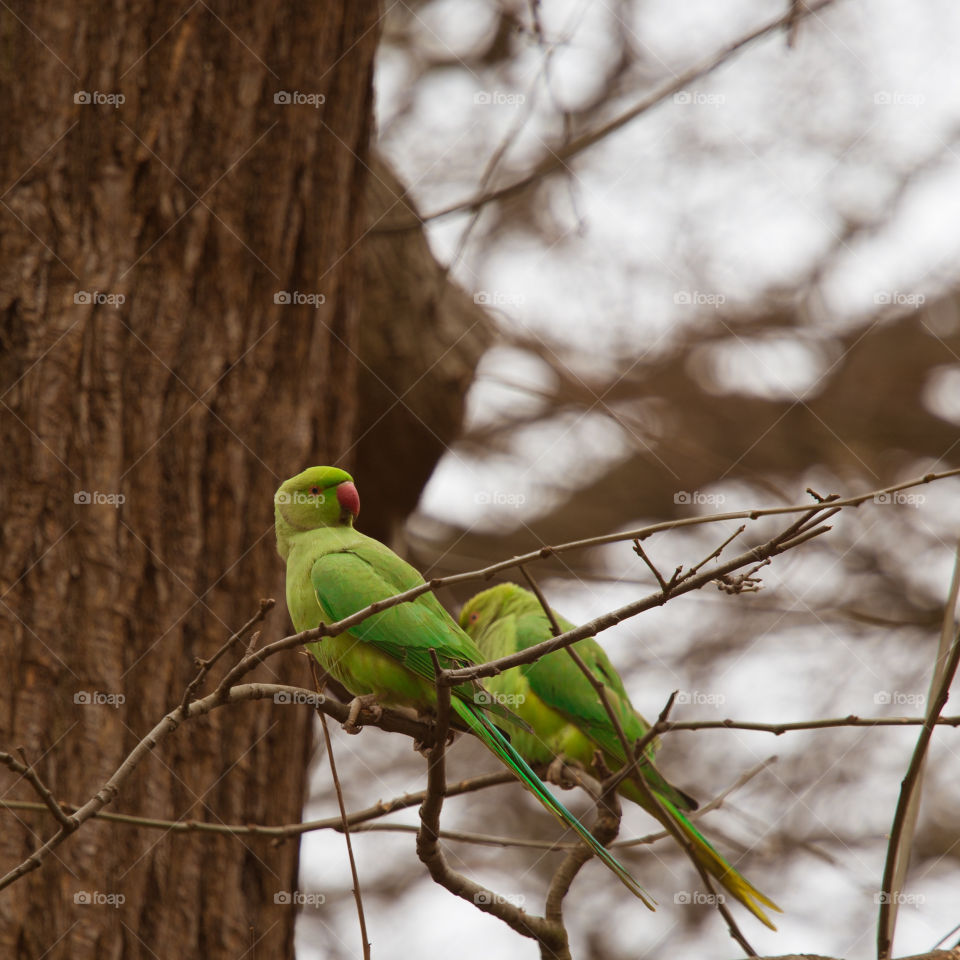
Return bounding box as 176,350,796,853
546,756,577,789
413,727,455,755
342,695,383,734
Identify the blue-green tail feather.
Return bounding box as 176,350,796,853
455,700,655,908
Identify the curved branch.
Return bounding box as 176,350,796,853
445,505,837,685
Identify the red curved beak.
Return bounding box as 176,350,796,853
336,481,360,518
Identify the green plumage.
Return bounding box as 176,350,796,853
275,466,652,904
459,582,782,929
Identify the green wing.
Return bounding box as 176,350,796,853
313,549,475,673
515,611,697,811
311,543,522,725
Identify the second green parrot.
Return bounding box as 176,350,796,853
460,582,781,929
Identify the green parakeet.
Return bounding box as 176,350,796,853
275,466,652,904
459,582,781,929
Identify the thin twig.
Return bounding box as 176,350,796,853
0,750,73,830
660,716,960,735
0,771,515,839
342,756,778,852
311,661,370,960
617,746,757,956
446,510,836,685
616,756,779,849
681,524,747,582
632,540,680,594
178,599,274,715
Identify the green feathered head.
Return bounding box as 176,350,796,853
459,582,535,636
275,466,360,558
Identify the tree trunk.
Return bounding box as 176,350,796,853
0,2,379,958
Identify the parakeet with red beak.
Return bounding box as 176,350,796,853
275,466,653,903
459,582,781,929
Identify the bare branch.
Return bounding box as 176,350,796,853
0,749,73,831
682,524,748,582
178,598,275,715
311,661,370,960
336,755,777,852
0,770,515,839
632,539,680,594
445,509,836,685
660,716,960,735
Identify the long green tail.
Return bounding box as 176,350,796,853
456,700,655,908
623,780,781,929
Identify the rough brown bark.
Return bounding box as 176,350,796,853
0,2,379,958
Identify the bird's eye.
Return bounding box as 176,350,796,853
310,486,320,496
469,611,480,623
